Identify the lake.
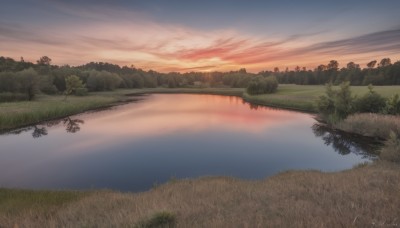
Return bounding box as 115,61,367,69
0,94,378,191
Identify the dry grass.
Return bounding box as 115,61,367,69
336,113,400,139
380,132,400,163
1,162,399,228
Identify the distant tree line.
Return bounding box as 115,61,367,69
0,56,399,102
261,59,400,86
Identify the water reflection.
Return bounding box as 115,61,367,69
312,123,381,158
1,117,84,138
64,117,84,133
0,94,376,191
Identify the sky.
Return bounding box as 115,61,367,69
1,0,400,72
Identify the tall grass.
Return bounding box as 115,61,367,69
380,131,400,163
1,163,399,227
0,95,120,131
335,113,400,139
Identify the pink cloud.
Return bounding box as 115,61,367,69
1,4,399,73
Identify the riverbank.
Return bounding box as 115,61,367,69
1,85,398,131
1,85,400,227
1,161,399,227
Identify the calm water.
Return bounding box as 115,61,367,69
0,94,378,191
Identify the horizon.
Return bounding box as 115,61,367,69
1,0,400,73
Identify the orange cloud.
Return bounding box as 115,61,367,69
0,5,399,73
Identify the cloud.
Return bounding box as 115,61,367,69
1,1,399,72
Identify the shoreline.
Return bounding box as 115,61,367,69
1,86,399,227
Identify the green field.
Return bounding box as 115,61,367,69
244,84,400,112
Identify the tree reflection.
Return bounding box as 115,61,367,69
312,123,381,158
63,117,84,133
32,125,48,138
1,117,84,138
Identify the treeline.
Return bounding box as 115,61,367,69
1,56,399,101
261,59,400,85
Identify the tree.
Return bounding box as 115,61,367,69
273,67,279,73
327,60,339,71
366,60,377,69
346,62,359,70
246,76,278,95
17,68,40,101
379,58,391,67
64,75,84,100
37,56,52,65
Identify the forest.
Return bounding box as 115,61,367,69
0,56,399,101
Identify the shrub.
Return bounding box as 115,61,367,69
246,76,278,95
354,85,386,113
334,81,354,119
380,131,400,163
135,211,176,228
384,94,400,115
40,84,59,95
0,92,29,102
74,88,88,96
317,83,335,116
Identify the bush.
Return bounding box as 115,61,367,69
380,131,400,163
246,76,278,95
334,81,353,119
354,85,386,113
384,94,400,115
0,92,29,102
40,84,59,95
135,211,176,228
74,88,88,96
317,82,354,122
317,83,335,116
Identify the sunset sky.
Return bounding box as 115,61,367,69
1,0,400,72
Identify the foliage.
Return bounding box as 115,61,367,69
353,85,386,113
65,75,84,99
246,76,278,95
384,94,400,115
16,68,41,100
317,82,354,122
317,83,335,116
75,88,88,96
86,70,122,91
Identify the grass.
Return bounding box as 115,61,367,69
335,113,400,139
0,188,88,226
2,84,399,131
0,92,130,131
1,85,400,226
1,162,399,227
243,84,400,112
